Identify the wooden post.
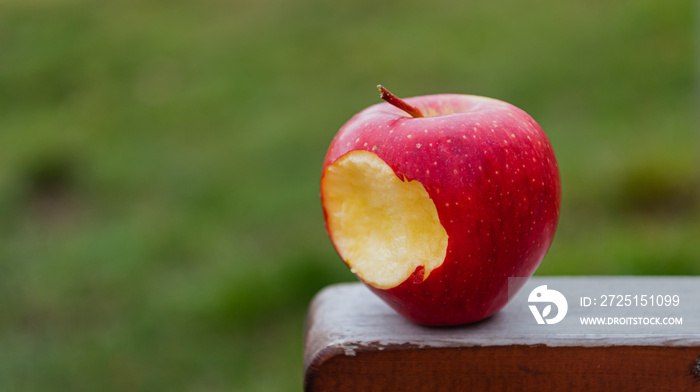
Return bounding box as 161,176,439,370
304,277,700,392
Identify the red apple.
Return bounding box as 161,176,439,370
320,86,560,326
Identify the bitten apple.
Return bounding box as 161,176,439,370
320,86,560,326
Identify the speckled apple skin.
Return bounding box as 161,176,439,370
321,94,561,326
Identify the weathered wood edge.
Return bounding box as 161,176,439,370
305,344,700,392
304,277,700,371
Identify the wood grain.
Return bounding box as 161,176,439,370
304,277,700,392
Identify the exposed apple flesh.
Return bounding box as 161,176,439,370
320,86,560,326
321,149,448,289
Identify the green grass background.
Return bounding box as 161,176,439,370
0,0,698,390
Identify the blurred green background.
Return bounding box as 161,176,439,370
0,0,698,390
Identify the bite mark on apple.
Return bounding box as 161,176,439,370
321,150,448,289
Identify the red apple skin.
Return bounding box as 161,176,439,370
321,94,561,326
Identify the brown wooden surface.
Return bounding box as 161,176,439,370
308,345,700,391
304,278,700,392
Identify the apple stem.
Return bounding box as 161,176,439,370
377,85,424,118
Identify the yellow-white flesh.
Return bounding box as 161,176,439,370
322,150,448,289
